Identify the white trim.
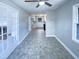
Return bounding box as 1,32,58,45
18,31,30,45
16,11,19,42
54,35,79,59
0,31,31,59
72,39,79,44
46,35,78,59
72,4,79,44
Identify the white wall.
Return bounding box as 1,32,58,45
55,0,79,58
46,11,56,37
19,11,29,41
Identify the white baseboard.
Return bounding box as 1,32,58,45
18,31,30,45
54,35,79,59
0,31,31,59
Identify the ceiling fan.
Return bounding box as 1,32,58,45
24,0,52,8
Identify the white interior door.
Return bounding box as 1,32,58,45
0,2,19,54
0,3,8,52
0,23,8,53
7,8,19,49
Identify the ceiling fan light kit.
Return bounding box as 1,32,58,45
25,0,52,8
39,2,45,6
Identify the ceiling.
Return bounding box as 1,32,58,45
11,0,67,13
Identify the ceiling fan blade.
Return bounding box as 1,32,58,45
25,0,48,2
45,2,52,7
25,0,38,2
36,4,40,8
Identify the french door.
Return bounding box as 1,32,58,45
0,23,8,53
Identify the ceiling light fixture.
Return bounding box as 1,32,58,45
39,2,45,6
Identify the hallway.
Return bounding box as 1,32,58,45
7,29,74,59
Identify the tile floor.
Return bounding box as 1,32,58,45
7,29,74,59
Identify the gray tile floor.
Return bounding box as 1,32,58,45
7,29,74,59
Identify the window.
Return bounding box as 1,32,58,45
0,27,2,40
0,27,1,35
38,18,42,22
0,26,7,40
3,26,7,40
72,4,79,44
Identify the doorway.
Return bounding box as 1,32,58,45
31,14,47,31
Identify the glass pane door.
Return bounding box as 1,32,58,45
0,26,2,53
3,26,8,50
0,26,8,51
